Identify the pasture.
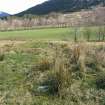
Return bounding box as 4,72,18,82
0,27,105,105
0,27,104,41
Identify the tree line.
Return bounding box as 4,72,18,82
0,7,105,31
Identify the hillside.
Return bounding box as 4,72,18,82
0,11,10,17
0,6,104,31
17,0,105,16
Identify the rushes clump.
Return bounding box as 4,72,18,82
28,45,73,96
42,45,73,96
70,44,86,79
38,58,53,72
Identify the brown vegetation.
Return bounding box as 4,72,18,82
0,7,105,31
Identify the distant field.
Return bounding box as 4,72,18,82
0,28,72,40
0,27,103,41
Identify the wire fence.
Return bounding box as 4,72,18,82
0,25,105,42
73,26,105,42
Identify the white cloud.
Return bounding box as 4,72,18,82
0,0,48,14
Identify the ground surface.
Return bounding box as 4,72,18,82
0,27,105,105
0,27,101,41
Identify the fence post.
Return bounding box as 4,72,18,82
87,33,90,42
83,27,91,42
98,27,101,42
74,27,78,42
103,26,105,41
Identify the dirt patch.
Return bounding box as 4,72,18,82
0,40,105,48
0,40,26,47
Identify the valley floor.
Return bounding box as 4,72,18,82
0,26,105,105
0,40,105,105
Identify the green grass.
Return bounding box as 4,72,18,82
0,27,102,41
0,26,105,104
0,28,72,40
0,41,105,105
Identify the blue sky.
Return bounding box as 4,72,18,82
0,0,48,14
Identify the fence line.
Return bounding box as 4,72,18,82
0,25,105,42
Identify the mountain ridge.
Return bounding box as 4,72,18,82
17,0,105,16
0,11,10,17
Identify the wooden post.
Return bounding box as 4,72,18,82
98,27,101,42
74,27,78,42
87,33,90,42
103,26,105,41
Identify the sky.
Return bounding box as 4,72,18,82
0,0,48,14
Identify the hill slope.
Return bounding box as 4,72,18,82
0,11,10,17
18,0,105,16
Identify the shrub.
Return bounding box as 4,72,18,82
96,72,105,89
0,53,5,61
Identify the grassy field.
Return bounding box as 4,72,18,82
0,40,105,105
0,28,72,40
0,27,105,105
0,27,103,41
